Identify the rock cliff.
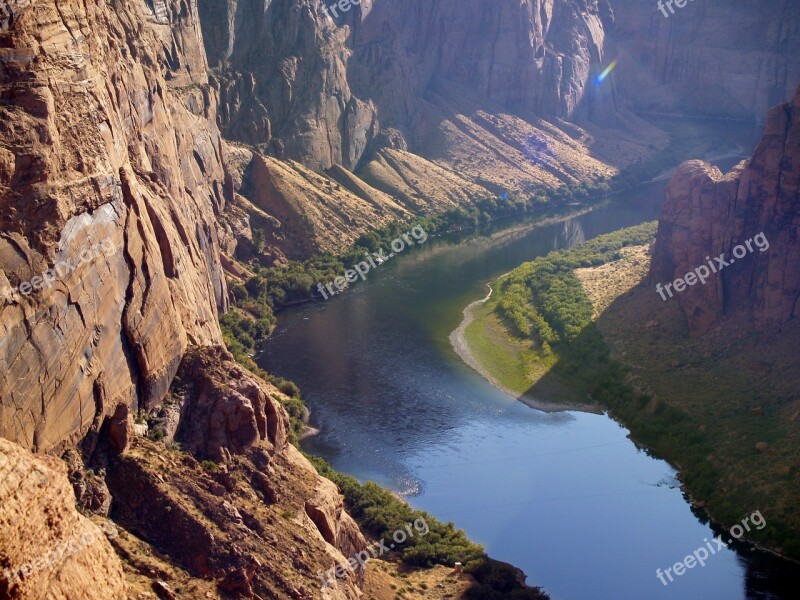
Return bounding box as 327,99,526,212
102,347,368,599
0,0,229,451
650,84,800,336
1,0,799,597
349,0,614,125
0,437,127,599
198,0,662,201
198,0,378,171
610,0,800,120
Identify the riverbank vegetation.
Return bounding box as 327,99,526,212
308,455,549,599
463,223,657,398
221,318,550,596
466,223,800,561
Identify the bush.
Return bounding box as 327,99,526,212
306,455,484,567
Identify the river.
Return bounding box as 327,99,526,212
259,131,799,599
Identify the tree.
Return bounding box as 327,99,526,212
252,227,266,254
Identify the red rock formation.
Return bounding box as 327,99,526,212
0,0,229,451
0,438,127,600
650,84,800,336
105,350,369,599
174,346,289,462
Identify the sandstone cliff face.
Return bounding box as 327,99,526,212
198,0,378,171
350,0,614,126
650,84,800,336
198,0,660,202
0,438,127,600
195,0,800,188
0,0,229,451
611,0,800,120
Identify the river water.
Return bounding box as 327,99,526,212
259,141,799,598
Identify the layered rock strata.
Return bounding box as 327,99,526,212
0,0,228,451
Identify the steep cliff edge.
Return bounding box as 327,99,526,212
650,83,800,337
349,0,615,125
198,0,378,171
103,346,369,599
0,0,229,451
198,0,664,205
0,0,372,597
0,438,127,599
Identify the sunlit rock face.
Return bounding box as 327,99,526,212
0,0,229,451
0,438,127,600
650,84,800,337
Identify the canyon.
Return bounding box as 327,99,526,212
0,0,799,598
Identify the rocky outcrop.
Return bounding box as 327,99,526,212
0,0,229,451
174,346,289,462
106,356,369,599
650,84,800,336
242,153,407,260
610,0,800,120
0,438,126,600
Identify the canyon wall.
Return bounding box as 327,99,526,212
197,0,378,171
650,84,800,337
349,0,615,132
0,0,230,452
195,0,618,170
611,0,800,120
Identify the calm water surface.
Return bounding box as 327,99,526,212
260,152,799,598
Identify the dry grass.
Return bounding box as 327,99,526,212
575,244,651,319
364,561,474,600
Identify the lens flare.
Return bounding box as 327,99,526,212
595,59,618,84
